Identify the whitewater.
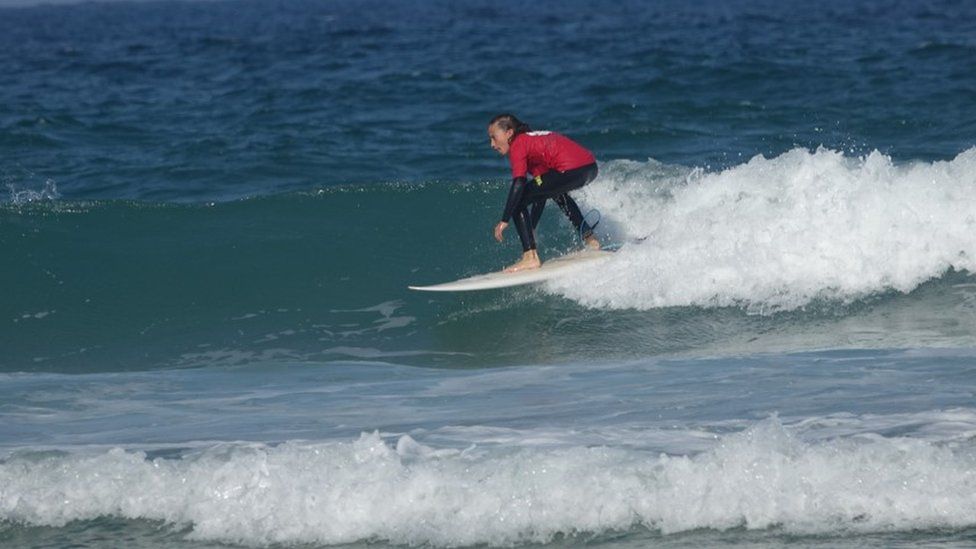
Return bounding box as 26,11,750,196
556,147,976,312
4,420,976,547
4,349,976,547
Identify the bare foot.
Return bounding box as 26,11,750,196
504,250,542,273
584,234,601,250
504,258,542,272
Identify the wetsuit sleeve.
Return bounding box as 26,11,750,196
501,176,528,223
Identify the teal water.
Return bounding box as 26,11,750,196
3,0,976,547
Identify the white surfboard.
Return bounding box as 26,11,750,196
409,249,613,292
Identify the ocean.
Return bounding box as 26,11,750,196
2,0,976,547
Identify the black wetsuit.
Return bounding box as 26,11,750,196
501,162,599,252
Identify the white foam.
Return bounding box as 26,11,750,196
556,147,976,311
5,180,60,204
2,418,976,546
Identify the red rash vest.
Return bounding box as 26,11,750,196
507,131,595,179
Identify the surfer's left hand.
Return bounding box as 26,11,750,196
494,221,508,242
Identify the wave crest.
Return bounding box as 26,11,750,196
556,147,976,312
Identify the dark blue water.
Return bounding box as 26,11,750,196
3,0,976,547
2,0,973,201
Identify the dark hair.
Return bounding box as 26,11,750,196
489,113,531,142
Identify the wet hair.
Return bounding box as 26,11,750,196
489,113,531,142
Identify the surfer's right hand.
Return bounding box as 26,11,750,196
494,221,508,242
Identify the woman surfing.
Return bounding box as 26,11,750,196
488,113,601,272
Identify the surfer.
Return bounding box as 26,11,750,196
488,113,600,272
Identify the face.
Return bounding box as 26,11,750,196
488,124,514,155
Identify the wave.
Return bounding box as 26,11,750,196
5,150,976,373
2,417,975,546
555,147,976,312
6,147,976,318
